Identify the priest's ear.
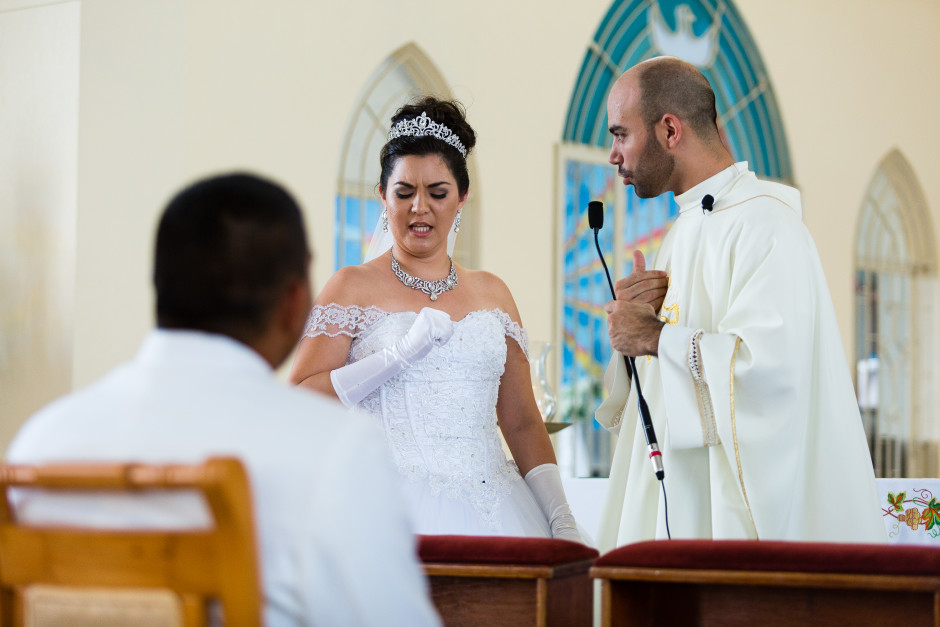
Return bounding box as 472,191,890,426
657,113,682,149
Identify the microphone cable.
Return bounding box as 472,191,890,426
588,200,671,539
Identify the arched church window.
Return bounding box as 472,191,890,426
555,0,793,476
854,149,938,478
335,43,477,269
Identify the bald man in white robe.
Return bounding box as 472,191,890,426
597,57,885,548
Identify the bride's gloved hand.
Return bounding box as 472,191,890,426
330,307,454,407
524,463,584,544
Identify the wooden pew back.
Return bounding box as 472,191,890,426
0,457,261,627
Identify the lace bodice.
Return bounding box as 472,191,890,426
305,305,528,528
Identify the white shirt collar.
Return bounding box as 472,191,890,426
674,161,749,214
136,329,273,376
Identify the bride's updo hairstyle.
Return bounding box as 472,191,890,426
379,97,476,197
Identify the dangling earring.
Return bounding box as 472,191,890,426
453,209,462,233
381,210,389,233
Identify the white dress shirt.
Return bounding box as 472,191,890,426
7,329,441,626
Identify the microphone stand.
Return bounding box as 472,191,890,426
591,229,664,481
589,200,670,538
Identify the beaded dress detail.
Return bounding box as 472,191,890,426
305,304,549,535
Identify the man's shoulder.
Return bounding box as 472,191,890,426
7,361,371,459
728,173,802,216
706,175,803,239
702,174,819,263
6,362,136,460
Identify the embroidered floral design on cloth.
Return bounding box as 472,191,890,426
883,489,940,537
303,303,388,338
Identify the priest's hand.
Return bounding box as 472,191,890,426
604,300,665,357
613,250,668,313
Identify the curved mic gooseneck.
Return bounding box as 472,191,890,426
588,201,664,481
588,200,670,537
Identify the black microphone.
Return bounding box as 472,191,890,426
588,201,664,481
588,199,605,230
702,194,714,213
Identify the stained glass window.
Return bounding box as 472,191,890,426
558,159,620,476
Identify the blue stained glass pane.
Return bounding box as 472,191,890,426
560,157,620,469
564,54,596,139
334,195,385,270
344,197,360,229
362,198,382,259
562,344,574,384
343,241,359,268
577,183,589,212
564,281,576,300
334,195,342,270
623,203,635,246
607,5,647,66
636,198,649,226
365,199,381,228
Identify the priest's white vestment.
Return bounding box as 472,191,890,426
596,162,886,549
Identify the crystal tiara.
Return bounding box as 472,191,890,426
387,111,468,158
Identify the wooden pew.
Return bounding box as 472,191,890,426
418,535,598,626
591,539,940,626
0,457,261,626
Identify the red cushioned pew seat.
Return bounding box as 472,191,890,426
418,535,599,627
591,539,940,626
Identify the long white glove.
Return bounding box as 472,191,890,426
330,307,454,407
524,463,583,543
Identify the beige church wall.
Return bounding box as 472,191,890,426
72,0,189,390
734,0,940,360
0,1,78,454
3,0,938,454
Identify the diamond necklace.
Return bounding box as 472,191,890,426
390,251,458,301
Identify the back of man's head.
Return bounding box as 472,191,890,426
154,173,309,345
636,56,720,144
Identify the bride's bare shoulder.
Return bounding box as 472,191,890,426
458,266,521,321
316,259,389,307
460,267,505,290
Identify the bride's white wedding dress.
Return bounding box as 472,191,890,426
306,304,551,536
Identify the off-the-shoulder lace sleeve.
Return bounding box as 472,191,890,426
303,304,388,339
491,310,529,358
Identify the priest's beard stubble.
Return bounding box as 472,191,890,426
624,129,675,199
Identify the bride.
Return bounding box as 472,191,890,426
290,97,581,542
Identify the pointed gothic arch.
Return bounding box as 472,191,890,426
854,149,938,478
335,43,478,269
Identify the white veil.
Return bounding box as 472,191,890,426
363,209,458,263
